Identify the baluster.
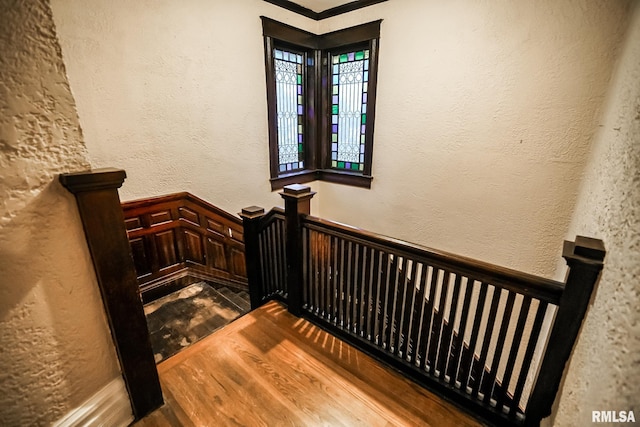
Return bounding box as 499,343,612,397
438,273,462,380
381,254,398,350
377,252,392,347
337,238,346,327
418,266,440,370
330,235,338,323
472,285,501,399
410,264,428,365
483,291,516,404
352,243,365,334
448,277,476,387
511,301,548,419
496,295,532,412
401,260,418,360
459,282,489,391
365,248,380,342
391,256,408,354
429,270,450,375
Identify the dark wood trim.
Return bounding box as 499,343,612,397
524,237,606,426
263,0,318,20
264,0,388,21
318,20,383,48
240,206,267,309
319,169,373,188
261,16,318,48
270,170,318,191
59,168,163,421
318,0,388,20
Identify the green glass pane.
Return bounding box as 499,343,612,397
332,134,337,142
351,163,359,170
338,161,345,169
355,51,364,60
365,50,370,59
332,105,338,114
332,160,337,167
361,114,366,124
297,75,302,84
333,86,338,95
298,144,303,152
340,54,348,63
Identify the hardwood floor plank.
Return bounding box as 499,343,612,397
135,301,484,427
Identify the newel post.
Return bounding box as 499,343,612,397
525,236,606,426
58,168,163,420
240,206,266,310
280,184,316,316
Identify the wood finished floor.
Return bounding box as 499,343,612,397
134,301,484,427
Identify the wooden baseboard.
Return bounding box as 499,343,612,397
53,377,133,427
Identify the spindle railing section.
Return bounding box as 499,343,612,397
241,185,605,427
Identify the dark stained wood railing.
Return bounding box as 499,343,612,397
241,206,287,307
241,184,605,427
122,192,247,302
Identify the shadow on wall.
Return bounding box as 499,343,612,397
0,179,120,425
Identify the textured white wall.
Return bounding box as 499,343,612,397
53,0,630,280
0,1,124,425
50,0,321,215
316,0,631,278
552,3,640,425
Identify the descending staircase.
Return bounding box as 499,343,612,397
143,281,251,362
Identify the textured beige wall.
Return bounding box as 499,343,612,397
53,0,630,280
50,0,321,215
0,1,124,425
552,3,640,425
316,0,631,278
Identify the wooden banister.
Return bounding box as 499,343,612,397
241,185,605,427
525,236,606,426
303,215,565,304
239,206,266,310
279,184,316,316
59,168,163,421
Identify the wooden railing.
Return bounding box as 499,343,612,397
241,185,605,427
122,192,247,302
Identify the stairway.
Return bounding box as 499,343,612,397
143,281,251,362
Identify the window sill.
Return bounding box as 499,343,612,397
270,169,372,191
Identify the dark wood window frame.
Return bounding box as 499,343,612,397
262,17,382,190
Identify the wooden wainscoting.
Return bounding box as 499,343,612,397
122,192,247,302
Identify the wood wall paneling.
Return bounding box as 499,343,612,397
122,193,248,301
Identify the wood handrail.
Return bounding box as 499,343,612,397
242,184,605,427
122,191,242,226
302,214,565,304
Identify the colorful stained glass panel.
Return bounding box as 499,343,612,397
274,48,305,172
330,49,370,171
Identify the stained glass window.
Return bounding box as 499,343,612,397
274,48,305,173
262,17,380,189
330,50,369,172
